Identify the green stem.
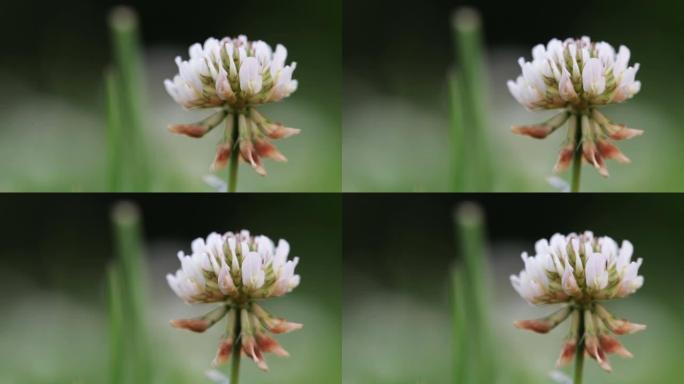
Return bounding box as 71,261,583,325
574,306,585,384
570,113,582,193
230,307,242,384
228,113,240,193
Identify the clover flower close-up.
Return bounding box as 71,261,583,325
510,231,646,379
167,230,302,379
164,36,300,185
507,37,644,189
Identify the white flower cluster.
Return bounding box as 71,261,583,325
167,230,300,304
164,35,298,110
508,37,641,110
510,231,643,305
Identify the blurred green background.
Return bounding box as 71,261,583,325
0,0,341,191
343,194,684,383
343,0,684,191
0,194,341,383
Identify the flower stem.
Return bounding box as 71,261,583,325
574,306,585,384
228,113,240,193
570,113,582,193
230,307,242,384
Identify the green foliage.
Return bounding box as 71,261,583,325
451,202,495,383
106,7,150,192
449,8,493,192
108,201,152,383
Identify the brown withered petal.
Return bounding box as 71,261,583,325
585,335,612,372
211,143,233,171
268,124,301,139
582,141,609,177
168,124,210,138
256,333,290,357
170,318,211,333
170,305,229,333
554,143,576,173
254,139,287,162
596,139,630,164
555,340,577,368
239,141,267,176
212,339,234,367
513,306,572,334
609,126,644,141
599,334,634,358
511,124,554,139
242,335,269,371
268,318,303,334
594,304,647,335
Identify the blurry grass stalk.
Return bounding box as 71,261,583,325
228,113,240,192
449,8,493,192
451,202,495,383
108,201,152,383
106,7,150,192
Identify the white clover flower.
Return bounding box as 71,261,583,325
167,230,302,371
508,37,640,110
508,37,643,178
164,36,300,176
510,231,643,305
511,231,645,372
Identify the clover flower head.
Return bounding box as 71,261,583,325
508,37,644,177
508,37,641,111
167,230,302,371
511,231,646,372
164,36,300,176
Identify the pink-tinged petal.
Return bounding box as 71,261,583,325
513,306,572,334
170,318,211,333
268,124,301,139
168,123,211,138
554,143,575,173
256,333,290,357
242,335,269,371
582,141,609,177
555,339,577,368
595,304,647,335
596,139,630,164
170,305,228,333
608,125,644,141
599,334,634,358
239,141,267,176
211,143,233,171
212,339,233,367
254,139,287,162
511,125,554,139
585,335,612,372
268,318,303,334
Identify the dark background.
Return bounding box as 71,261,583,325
344,193,684,300
1,0,340,105
344,0,682,95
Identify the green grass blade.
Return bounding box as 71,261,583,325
452,202,494,383
450,8,493,191
448,69,466,192
108,7,149,191
105,68,124,192
107,264,125,384
451,266,468,383
111,201,151,382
